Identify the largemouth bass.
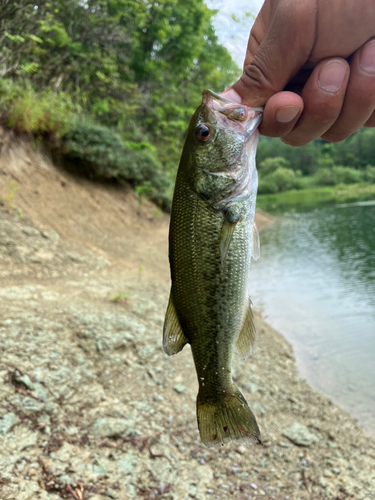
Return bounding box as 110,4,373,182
163,90,262,447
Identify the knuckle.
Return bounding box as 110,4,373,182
241,56,278,97
322,129,353,143
281,135,308,147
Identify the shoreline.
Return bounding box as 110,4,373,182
1,149,375,498
255,206,375,442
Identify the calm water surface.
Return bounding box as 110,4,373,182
250,203,375,438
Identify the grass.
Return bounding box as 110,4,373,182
257,182,375,214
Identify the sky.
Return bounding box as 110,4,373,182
206,0,264,66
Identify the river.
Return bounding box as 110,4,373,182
250,202,375,438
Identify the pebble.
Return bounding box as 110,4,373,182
252,401,267,415
22,227,40,236
153,393,163,402
319,476,328,488
250,483,258,490
105,488,119,499
173,384,186,394
90,417,136,438
237,445,247,455
282,423,318,446
0,413,20,435
13,371,35,391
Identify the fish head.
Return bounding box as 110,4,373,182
181,90,262,204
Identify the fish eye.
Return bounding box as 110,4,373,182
196,124,212,142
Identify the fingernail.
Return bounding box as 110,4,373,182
359,40,375,74
275,106,300,123
221,89,242,104
318,60,347,93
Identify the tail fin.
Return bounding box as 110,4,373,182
197,386,261,447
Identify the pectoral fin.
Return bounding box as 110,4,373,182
252,222,260,261
235,299,256,358
163,292,188,355
219,218,238,263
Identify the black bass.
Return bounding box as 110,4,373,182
163,90,262,447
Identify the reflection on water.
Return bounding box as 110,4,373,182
250,204,375,438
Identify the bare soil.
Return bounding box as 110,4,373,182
0,135,374,500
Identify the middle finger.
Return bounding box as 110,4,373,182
281,58,350,146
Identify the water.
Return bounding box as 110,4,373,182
250,203,375,438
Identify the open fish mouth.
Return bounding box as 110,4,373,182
202,89,263,135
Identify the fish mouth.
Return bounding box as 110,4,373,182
202,89,262,134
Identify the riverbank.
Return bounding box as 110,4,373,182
1,143,375,499
257,182,375,214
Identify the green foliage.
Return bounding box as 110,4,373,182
258,156,291,176
258,168,301,194
257,137,320,176
363,166,375,184
5,85,78,139
0,0,239,209
63,120,171,208
1,180,18,211
258,184,375,214
316,166,363,186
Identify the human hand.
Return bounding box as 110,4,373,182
222,0,375,145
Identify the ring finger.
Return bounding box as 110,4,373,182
282,58,350,146
323,39,375,141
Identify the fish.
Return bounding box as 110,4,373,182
163,89,262,447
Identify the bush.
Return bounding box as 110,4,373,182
363,165,375,183
258,167,301,194
2,83,78,140
316,166,363,186
63,120,171,208
258,156,291,176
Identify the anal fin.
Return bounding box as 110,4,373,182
235,299,256,358
163,292,188,355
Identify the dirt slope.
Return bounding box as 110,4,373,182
0,137,374,500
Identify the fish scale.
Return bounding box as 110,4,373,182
163,90,262,446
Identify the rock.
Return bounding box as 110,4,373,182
323,469,333,477
105,488,119,499
30,250,54,262
250,483,258,490
66,251,85,262
174,384,186,394
242,382,258,394
22,227,40,236
237,445,247,455
153,393,163,402
41,231,59,243
319,476,328,488
252,402,267,416
22,397,45,412
13,371,35,391
0,413,20,435
282,423,318,447
90,417,136,438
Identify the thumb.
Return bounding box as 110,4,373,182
224,0,317,107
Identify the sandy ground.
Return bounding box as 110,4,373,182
0,136,374,500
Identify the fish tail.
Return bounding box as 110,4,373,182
196,386,261,447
